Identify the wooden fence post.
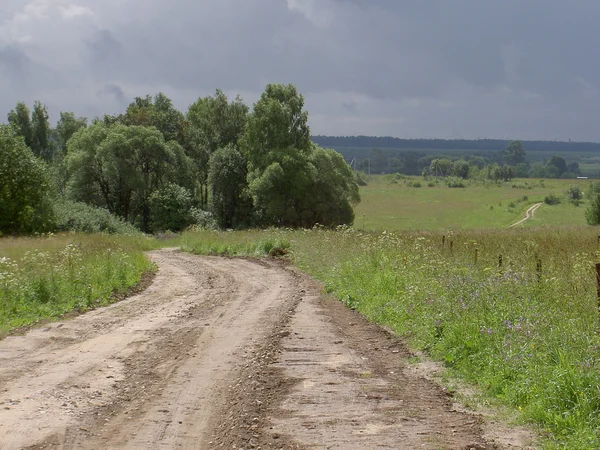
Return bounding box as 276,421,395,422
498,255,503,269
474,249,478,264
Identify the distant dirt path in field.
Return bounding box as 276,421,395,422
509,202,543,228
0,249,532,449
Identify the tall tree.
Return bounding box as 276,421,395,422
547,155,567,177
502,140,526,166
0,125,54,234
124,93,184,143
242,84,358,227
208,144,253,228
186,90,249,207
241,83,311,173
56,112,87,154
66,123,186,231
31,101,52,161
7,102,33,149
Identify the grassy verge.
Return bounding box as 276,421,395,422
0,233,157,333
181,227,600,448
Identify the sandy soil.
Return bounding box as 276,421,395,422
0,249,535,449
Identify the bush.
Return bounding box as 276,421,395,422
149,183,194,232
190,208,218,230
53,199,139,234
446,177,466,188
544,194,561,205
566,185,583,201
586,194,600,225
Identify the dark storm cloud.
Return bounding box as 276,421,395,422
1,0,600,140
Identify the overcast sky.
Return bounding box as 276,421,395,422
1,0,600,140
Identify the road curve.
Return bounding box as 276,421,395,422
0,249,532,449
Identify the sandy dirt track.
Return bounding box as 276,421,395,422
509,203,543,228
0,249,533,449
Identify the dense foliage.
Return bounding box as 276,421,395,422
0,126,54,234
1,84,360,235
314,135,588,179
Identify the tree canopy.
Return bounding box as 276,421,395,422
3,84,361,234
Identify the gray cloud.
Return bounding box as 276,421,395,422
0,0,599,140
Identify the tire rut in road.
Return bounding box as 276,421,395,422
0,249,301,449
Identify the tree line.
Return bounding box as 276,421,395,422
312,135,600,153
1,84,360,235
332,140,583,180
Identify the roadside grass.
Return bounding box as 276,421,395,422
181,226,600,448
355,176,589,230
0,233,157,333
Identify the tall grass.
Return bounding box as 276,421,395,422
181,226,600,448
0,233,156,333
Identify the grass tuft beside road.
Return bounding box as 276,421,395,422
0,233,156,333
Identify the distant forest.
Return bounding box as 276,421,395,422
312,135,600,178
311,136,600,153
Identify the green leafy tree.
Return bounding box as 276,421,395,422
207,144,253,228
186,90,249,207
547,155,567,177
502,140,526,166
7,102,33,149
124,93,184,143
430,158,452,177
452,160,470,179
66,123,184,231
56,112,87,154
149,183,194,232
241,83,311,173
0,125,54,234
31,101,52,160
305,146,360,226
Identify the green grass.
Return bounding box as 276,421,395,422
0,233,157,333
180,226,600,448
355,176,590,230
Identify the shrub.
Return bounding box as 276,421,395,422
566,185,583,201
149,183,194,232
190,208,218,230
445,177,466,188
544,194,561,205
586,193,600,225
53,199,139,234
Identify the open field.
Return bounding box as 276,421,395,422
355,175,590,230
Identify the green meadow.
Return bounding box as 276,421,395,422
355,175,590,230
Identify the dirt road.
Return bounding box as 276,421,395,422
509,203,543,228
0,249,533,449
